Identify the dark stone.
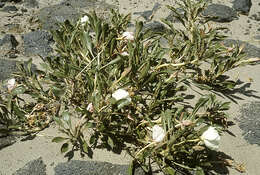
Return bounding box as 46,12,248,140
232,0,252,15
249,13,260,21
0,59,17,81
23,0,39,8
2,5,18,12
236,102,260,145
143,21,165,32
165,8,185,23
223,39,260,58
23,30,53,57
0,34,19,56
0,136,16,149
0,34,19,49
37,4,79,30
54,160,145,175
0,2,5,8
202,4,238,22
254,35,260,40
133,2,160,20
13,157,47,175
0,0,21,2
38,0,115,31
21,8,28,12
0,124,16,149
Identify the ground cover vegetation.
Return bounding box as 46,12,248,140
0,0,259,174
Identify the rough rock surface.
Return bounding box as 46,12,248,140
23,30,53,57
0,59,17,80
38,0,115,31
223,39,260,58
236,101,260,145
0,34,19,56
2,5,18,12
54,160,145,175
203,4,238,22
13,157,47,175
232,0,252,15
23,0,39,8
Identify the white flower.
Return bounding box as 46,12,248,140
112,89,131,102
201,126,220,151
7,78,16,91
122,31,134,41
87,103,94,113
152,125,165,142
80,15,89,24
121,51,129,56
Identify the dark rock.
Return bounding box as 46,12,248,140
54,160,145,175
133,2,160,20
202,4,238,22
236,102,260,145
0,0,21,2
165,8,185,23
21,8,28,12
249,13,260,21
23,30,53,57
37,4,79,30
254,35,260,40
143,21,165,32
23,0,39,8
2,5,18,12
0,2,5,8
0,124,16,149
0,136,16,149
38,0,115,31
0,34,19,56
232,0,252,15
0,59,17,81
223,39,260,58
13,157,47,175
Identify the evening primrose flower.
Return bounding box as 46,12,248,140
201,126,220,151
112,89,131,102
122,31,134,41
80,15,89,25
87,103,94,113
7,78,16,91
152,125,165,142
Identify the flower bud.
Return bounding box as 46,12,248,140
201,126,220,151
152,125,165,142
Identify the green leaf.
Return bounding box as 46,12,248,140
52,137,68,143
128,160,135,175
107,136,114,149
11,85,26,95
117,98,131,109
62,111,71,128
194,167,205,175
61,142,69,153
82,140,89,153
164,167,176,175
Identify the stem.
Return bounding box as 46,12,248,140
173,138,200,147
135,142,157,157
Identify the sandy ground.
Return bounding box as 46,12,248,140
0,0,260,174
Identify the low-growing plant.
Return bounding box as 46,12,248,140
0,0,259,174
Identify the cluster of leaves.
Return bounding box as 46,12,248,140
0,0,259,174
